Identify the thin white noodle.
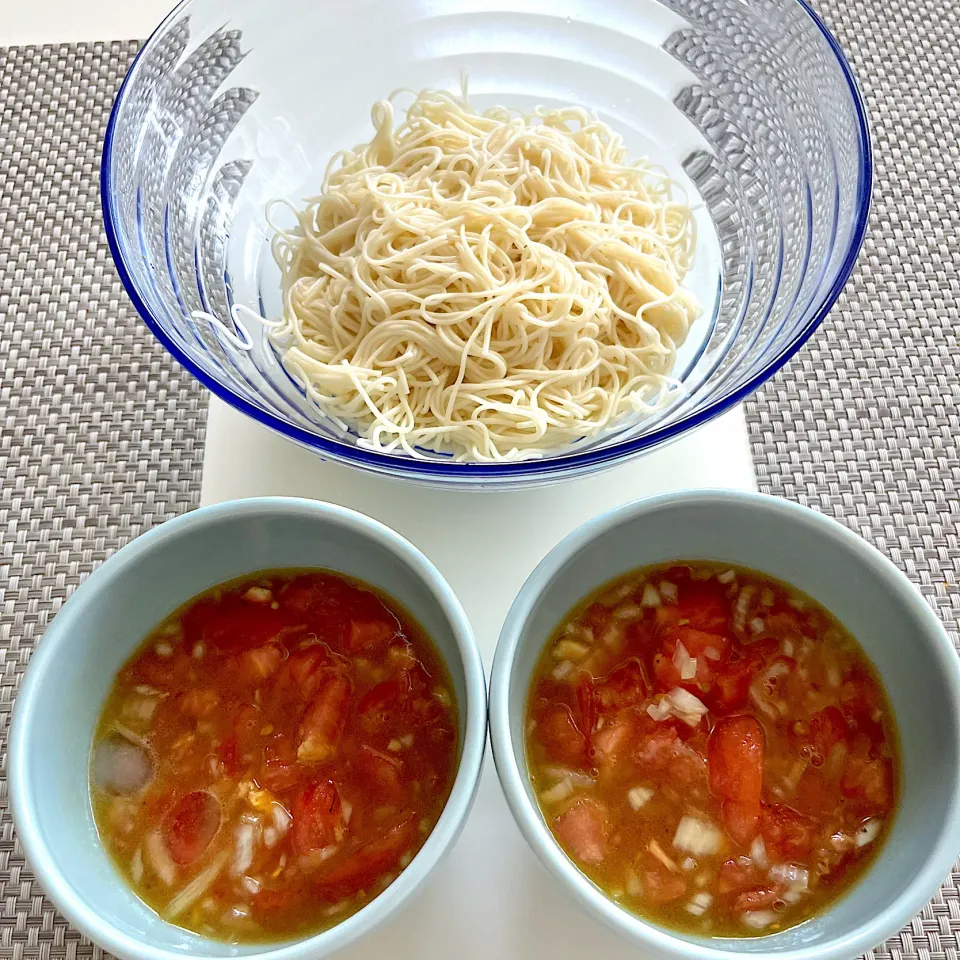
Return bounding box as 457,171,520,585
269,85,700,462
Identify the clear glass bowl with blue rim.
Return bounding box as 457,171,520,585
102,0,871,487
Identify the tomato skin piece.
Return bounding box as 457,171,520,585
298,673,352,764
346,618,397,654
761,803,817,860
722,799,761,845
356,678,403,732
313,813,418,901
162,790,221,865
537,703,588,767
717,857,762,894
642,859,687,903
260,734,301,792
291,780,345,855
554,798,607,865
708,715,765,803
734,887,781,912
841,757,892,809
219,703,262,775
803,706,848,756
357,744,404,799
594,659,649,713
576,673,597,754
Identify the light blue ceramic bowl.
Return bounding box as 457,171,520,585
8,498,486,960
489,490,960,960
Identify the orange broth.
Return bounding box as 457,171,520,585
525,562,898,936
91,569,459,943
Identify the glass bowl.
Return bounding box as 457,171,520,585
102,0,871,487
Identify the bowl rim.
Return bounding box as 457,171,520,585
488,489,960,960
8,496,487,960
100,0,873,481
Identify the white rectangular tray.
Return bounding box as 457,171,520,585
200,396,756,959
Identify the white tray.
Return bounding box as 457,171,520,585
200,396,756,960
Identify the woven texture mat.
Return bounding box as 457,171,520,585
0,0,958,953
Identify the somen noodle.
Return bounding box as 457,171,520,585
269,86,700,461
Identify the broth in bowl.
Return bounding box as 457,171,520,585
525,562,898,936
90,569,459,943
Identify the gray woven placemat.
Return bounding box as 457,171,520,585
0,0,957,953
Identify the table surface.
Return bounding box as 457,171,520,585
1,0,958,957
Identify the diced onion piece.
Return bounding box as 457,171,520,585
742,909,778,930
612,603,642,620
553,639,590,661
673,642,697,681
232,822,258,876
339,800,352,825
829,831,854,851
668,688,710,727
686,892,713,915
703,646,722,662
93,734,155,795
760,588,775,608
734,586,756,634
263,827,278,848
750,618,765,635
641,584,661,608
856,819,882,847
154,641,173,657
750,836,769,868
659,581,678,603
647,698,673,722
769,863,809,892
673,816,722,857
781,639,795,657
750,660,791,719
540,766,596,789
717,569,736,584
540,778,574,805
627,786,654,811
242,875,261,894
130,847,144,884
400,733,414,748
244,586,272,603
625,867,642,898
681,858,697,872
826,660,842,688
166,850,230,918
648,839,680,872
272,802,292,835
601,623,625,651
552,660,574,681
145,829,176,886
387,738,403,752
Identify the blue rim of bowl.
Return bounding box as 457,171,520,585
101,0,873,480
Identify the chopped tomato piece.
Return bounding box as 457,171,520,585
841,757,892,808
708,715,765,802
185,597,288,651
260,734,300,792
357,678,403,732
283,645,337,698
706,661,753,713
761,803,817,860
219,703,262,775
291,780,345,855
663,627,731,661
162,790,221,865
635,725,708,790
239,644,284,684
313,813,418,901
594,659,649,712
642,858,687,903
796,767,834,815
298,673,352,763
357,744,403,799
537,703,588,767
554,798,607,865
803,706,848,757
722,799,761,845
346,618,397,654
734,887,781,911
717,857,762,894
592,718,635,771
676,581,729,633
178,688,219,719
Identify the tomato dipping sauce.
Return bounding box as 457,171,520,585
90,570,459,943
525,562,898,936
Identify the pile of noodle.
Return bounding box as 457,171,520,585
269,86,699,462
